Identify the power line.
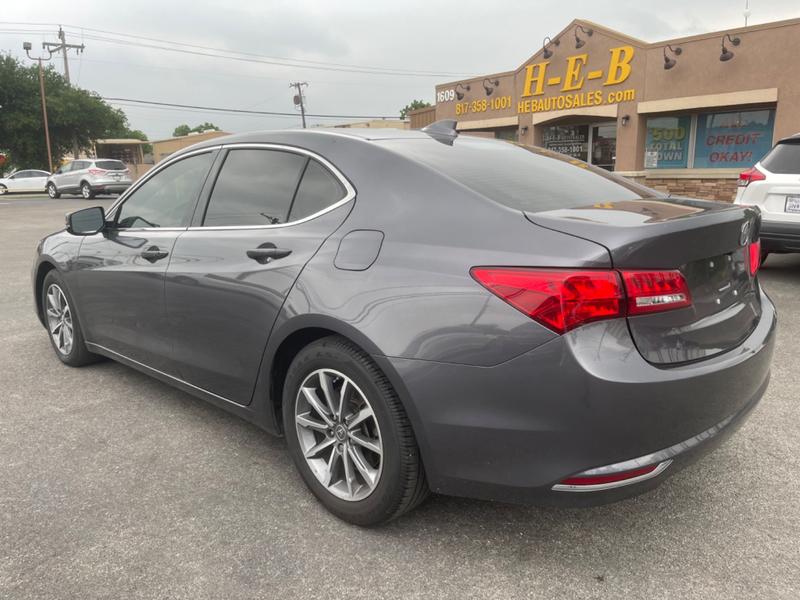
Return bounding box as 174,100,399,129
0,21,473,78
102,96,402,120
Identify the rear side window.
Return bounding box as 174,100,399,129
760,142,800,174
96,160,126,171
289,159,346,221
204,149,307,226
381,137,658,213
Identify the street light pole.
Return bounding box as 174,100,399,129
24,42,54,172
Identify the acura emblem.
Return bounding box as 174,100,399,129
739,221,751,246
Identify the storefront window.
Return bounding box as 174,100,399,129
542,125,588,162
693,109,775,169
645,116,691,169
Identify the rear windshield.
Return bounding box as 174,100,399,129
380,136,659,213
96,160,126,170
761,141,800,174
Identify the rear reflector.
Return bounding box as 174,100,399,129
738,166,766,187
749,239,761,276
553,459,673,492
469,268,624,334
471,267,692,334
621,270,692,316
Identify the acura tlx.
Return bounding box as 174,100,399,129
33,121,775,525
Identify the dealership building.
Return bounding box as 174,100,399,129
410,17,800,201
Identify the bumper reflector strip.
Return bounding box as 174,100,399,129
552,459,673,492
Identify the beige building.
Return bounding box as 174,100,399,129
411,17,800,201
151,130,230,162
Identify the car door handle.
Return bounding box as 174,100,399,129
140,246,169,262
246,246,292,263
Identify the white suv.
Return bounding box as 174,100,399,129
47,159,133,199
734,134,800,261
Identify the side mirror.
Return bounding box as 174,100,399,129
66,206,106,235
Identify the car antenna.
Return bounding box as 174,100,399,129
421,120,458,145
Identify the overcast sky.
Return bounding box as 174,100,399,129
2,0,798,139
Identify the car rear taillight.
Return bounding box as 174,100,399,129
470,268,625,334
749,239,761,276
88,168,107,175
738,166,766,187
621,270,692,315
471,267,692,334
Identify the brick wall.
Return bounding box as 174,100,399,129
627,177,738,203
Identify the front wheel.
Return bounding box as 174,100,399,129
80,182,95,199
0,184,7,195
41,271,99,367
283,336,428,526
47,183,60,199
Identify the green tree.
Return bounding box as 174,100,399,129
0,55,131,171
172,122,220,137
399,100,432,119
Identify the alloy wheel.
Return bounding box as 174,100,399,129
0,185,6,195
47,184,57,198
81,184,91,199
45,284,74,356
294,368,383,501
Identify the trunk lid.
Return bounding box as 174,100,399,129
526,198,762,365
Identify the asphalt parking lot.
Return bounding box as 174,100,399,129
1,194,799,599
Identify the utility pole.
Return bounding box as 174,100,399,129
289,82,308,129
23,42,54,173
43,26,84,157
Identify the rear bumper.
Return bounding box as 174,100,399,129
90,181,131,194
760,220,800,253
382,290,776,506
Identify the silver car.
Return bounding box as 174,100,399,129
0,169,50,195
47,159,133,199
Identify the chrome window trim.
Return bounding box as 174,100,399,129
105,145,222,221
187,142,356,231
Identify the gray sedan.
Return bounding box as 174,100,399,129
31,123,776,525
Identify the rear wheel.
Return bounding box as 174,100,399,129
41,271,99,367
47,183,60,199
283,336,428,526
80,182,95,199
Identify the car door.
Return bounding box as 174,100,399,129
28,170,49,192
55,162,76,191
165,145,355,405
6,171,27,192
73,149,217,373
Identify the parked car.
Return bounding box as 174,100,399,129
735,133,800,261
47,159,133,199
32,123,776,526
0,169,50,194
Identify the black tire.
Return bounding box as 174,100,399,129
41,270,100,367
0,184,7,195
47,183,60,199
282,335,428,526
80,182,95,199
